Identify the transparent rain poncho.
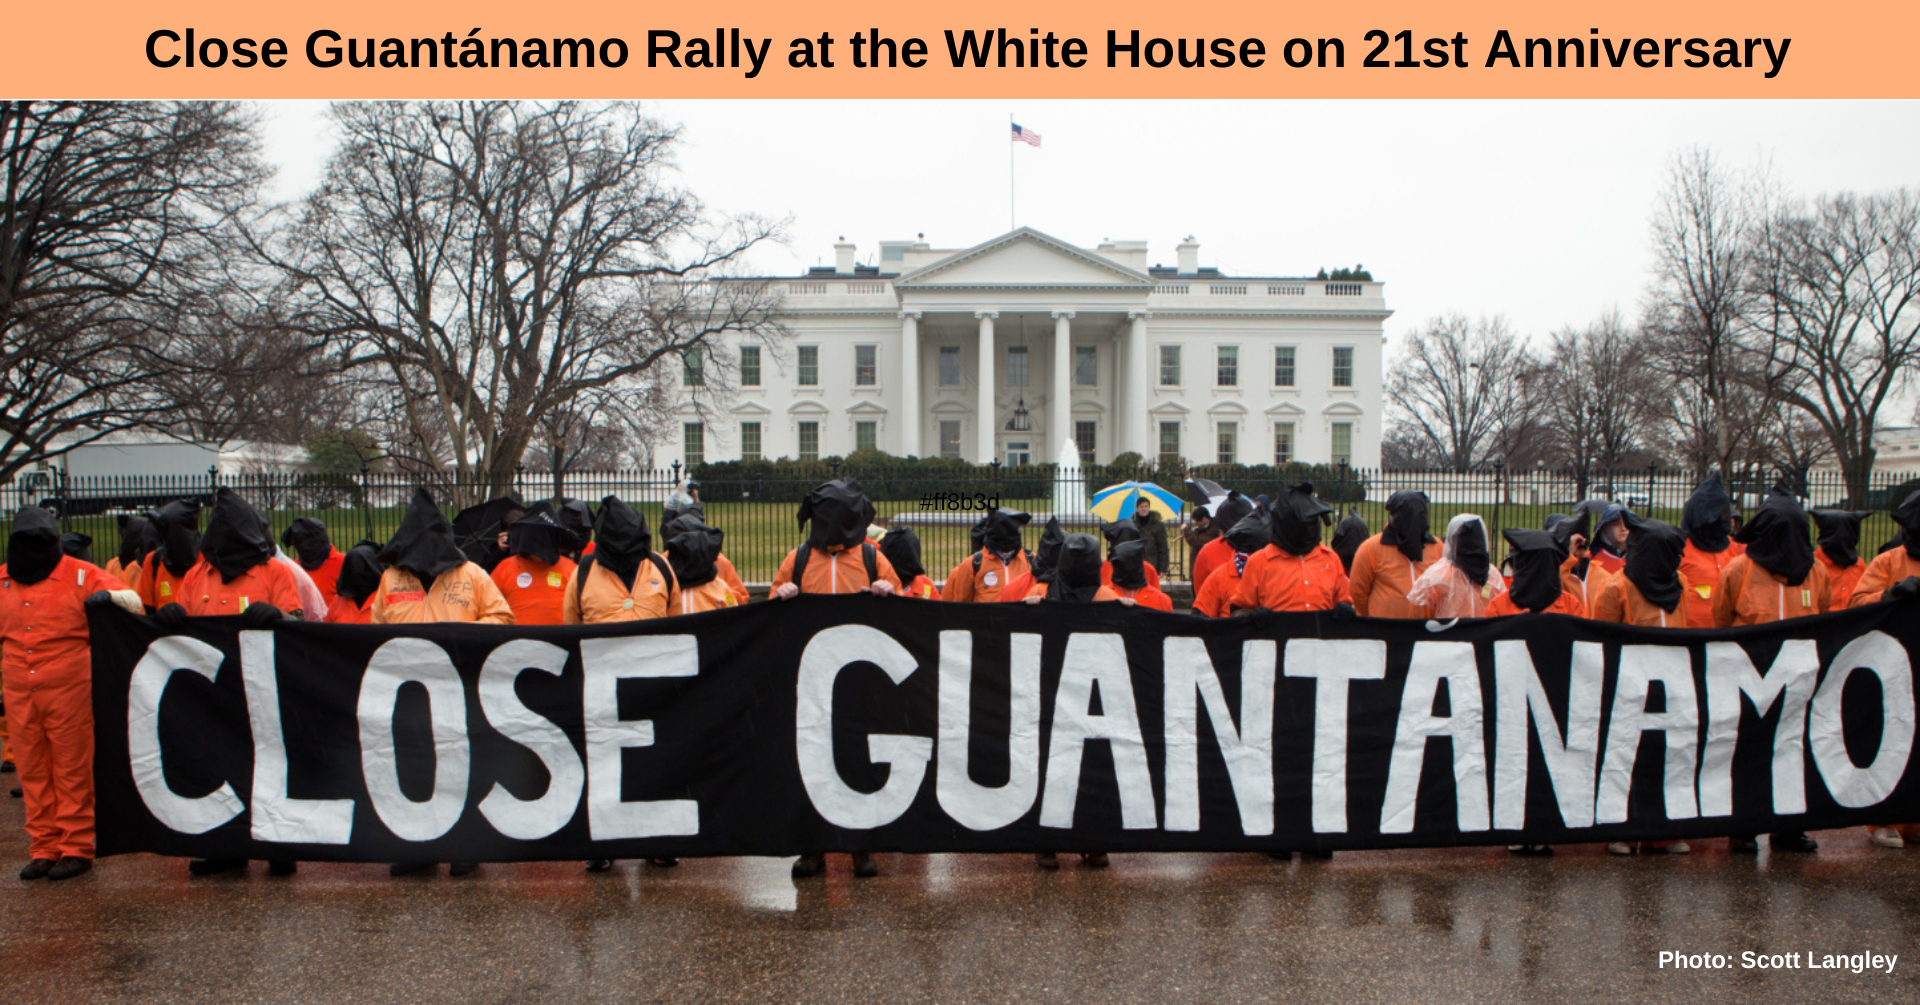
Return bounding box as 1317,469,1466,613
1406,514,1506,618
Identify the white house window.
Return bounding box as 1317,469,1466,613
1158,421,1180,467
1217,421,1237,464
1331,422,1353,465
1274,422,1295,464
1332,346,1354,388
939,420,962,459
855,344,877,386
683,422,704,466
1159,345,1181,386
1007,345,1028,387
855,420,877,452
798,345,820,386
682,351,703,387
741,421,762,461
1075,420,1097,466
740,345,761,387
1217,346,1238,387
1274,346,1296,387
939,346,961,386
798,421,819,460
1005,441,1031,466
1074,345,1097,386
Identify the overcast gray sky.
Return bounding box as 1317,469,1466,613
258,99,1920,357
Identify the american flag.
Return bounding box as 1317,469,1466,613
1011,123,1041,147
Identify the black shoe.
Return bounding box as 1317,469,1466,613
448,862,477,878
1508,844,1554,857
1035,852,1059,870
1080,852,1109,868
791,854,825,879
47,857,91,881
188,857,247,876
1,760,14,773
648,857,679,868
852,852,879,878
389,862,436,877
1772,832,1819,853
268,859,297,877
1728,836,1759,854
585,859,613,873
8,788,19,799
19,858,55,880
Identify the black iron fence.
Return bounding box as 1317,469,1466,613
4,464,1917,585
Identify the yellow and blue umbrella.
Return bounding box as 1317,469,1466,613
1089,481,1185,522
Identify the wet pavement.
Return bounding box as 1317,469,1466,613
4,798,1920,1005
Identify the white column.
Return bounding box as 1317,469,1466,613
975,311,997,463
898,311,921,456
1051,311,1074,463
1126,311,1150,458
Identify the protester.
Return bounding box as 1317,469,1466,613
281,517,344,605
1099,518,1163,590
564,497,678,625
1406,515,1505,619
662,509,749,605
997,517,1066,602
555,498,595,560
943,508,1031,602
1484,529,1588,617
324,541,384,624
1544,511,1592,600
105,514,158,583
490,506,577,626
0,506,140,881
1329,507,1371,575
1678,473,1744,628
1192,510,1271,617
1350,490,1443,618
59,532,92,563
878,527,940,599
1024,531,1114,871
1585,502,1633,597
1230,483,1351,614
1811,508,1871,612
1850,491,1920,607
1189,492,1253,593
1711,485,1826,856
1107,540,1174,610
665,521,739,614
133,499,201,611
772,479,897,880
1592,518,1690,628
1133,496,1170,575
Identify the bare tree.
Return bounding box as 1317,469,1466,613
0,100,264,480
1540,311,1658,491
1385,314,1541,472
266,101,786,500
1750,190,1920,506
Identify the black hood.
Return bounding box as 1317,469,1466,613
554,498,595,556
1681,472,1734,553
1452,519,1492,587
1101,518,1141,554
1381,490,1433,563
1504,528,1566,613
151,499,203,578
200,487,277,582
665,524,724,589
1225,509,1274,556
1330,510,1369,572
1894,491,1920,560
1269,482,1333,557
1812,509,1869,568
280,516,334,570
1031,517,1067,582
1624,517,1686,614
6,506,62,585
1209,492,1253,536
593,495,653,589
379,488,469,583
506,503,565,567
336,539,385,607
60,531,93,564
1110,540,1149,590
116,514,159,570
878,527,926,583
981,508,1030,555
798,478,874,553
1046,534,1105,603
969,514,988,552
1543,511,1590,558
1734,485,1815,586
662,496,704,528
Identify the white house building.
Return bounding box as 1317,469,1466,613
676,228,1389,469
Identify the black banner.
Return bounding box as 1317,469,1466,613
89,597,1920,861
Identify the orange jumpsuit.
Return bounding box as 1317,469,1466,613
132,554,191,610
0,556,127,860
1679,541,1745,629
1192,562,1246,617
715,554,749,606
1815,551,1866,612
1348,536,1444,618
563,558,678,624
490,554,577,626
370,564,514,625
1191,537,1233,595
324,593,372,624
900,574,942,600
771,546,902,596
302,550,346,606
1112,584,1175,611
1230,544,1352,613
177,560,305,618
1847,550,1920,607
672,579,739,615
1089,585,1123,602
1591,574,1692,628
943,551,1030,603
1484,590,1588,618
1710,557,1830,627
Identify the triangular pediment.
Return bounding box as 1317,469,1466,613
895,228,1152,289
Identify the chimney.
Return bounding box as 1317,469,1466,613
1175,236,1200,276
834,237,857,275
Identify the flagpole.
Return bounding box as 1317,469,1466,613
1008,113,1016,231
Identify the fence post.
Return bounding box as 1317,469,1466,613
54,467,69,531
1646,461,1657,511
359,465,373,542
1492,458,1505,540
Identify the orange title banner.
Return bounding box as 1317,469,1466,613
4,0,1913,98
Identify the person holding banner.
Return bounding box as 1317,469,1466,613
1192,510,1272,618
104,514,158,584
661,506,749,606
774,479,897,879
665,522,741,613
1711,485,1826,855
1591,518,1691,628
1230,483,1351,615
1027,532,1115,869
1098,518,1163,591
1107,540,1174,611
323,541,384,624
1484,529,1588,617
132,499,201,611
1846,492,1920,607
878,528,940,600
942,508,1031,602
281,517,344,606
490,506,577,626
563,498,678,624
1329,508,1370,575
1810,509,1870,611
1406,515,1505,619
1,506,141,881
1189,492,1254,592
1678,474,1744,628
1349,490,1443,618
998,517,1066,602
